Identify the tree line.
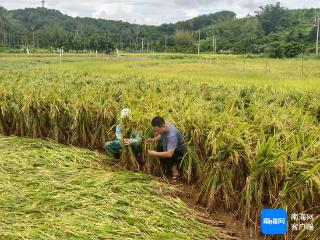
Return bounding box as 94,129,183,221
0,2,319,57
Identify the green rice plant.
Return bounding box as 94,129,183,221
0,54,319,236
0,136,230,240
294,213,320,240
119,117,140,171
238,136,286,224
142,140,163,176
180,144,202,184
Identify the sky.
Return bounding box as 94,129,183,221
1,0,320,25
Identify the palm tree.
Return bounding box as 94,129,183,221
0,10,10,45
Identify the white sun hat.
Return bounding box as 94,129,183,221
120,108,132,119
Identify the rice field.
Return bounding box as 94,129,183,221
0,53,319,239
0,136,229,240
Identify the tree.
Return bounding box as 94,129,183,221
256,2,291,35
0,7,10,45
175,30,193,46
284,41,302,58
0,5,319,56
266,41,285,58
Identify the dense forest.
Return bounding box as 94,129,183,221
0,2,319,57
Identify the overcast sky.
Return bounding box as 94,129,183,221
1,0,320,25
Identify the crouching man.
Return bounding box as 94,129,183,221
147,116,186,180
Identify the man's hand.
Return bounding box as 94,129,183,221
148,134,161,142
148,150,157,157
124,139,134,145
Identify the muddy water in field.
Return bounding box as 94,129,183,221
214,209,265,240
171,180,266,240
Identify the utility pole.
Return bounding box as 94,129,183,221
316,17,319,55
301,44,304,78
165,35,167,51
141,38,144,52
146,38,149,52
32,31,35,46
215,37,217,53
41,0,45,8
120,34,123,51
198,29,201,54
212,35,215,54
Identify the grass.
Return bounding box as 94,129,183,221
0,53,319,237
0,136,229,240
50,54,320,90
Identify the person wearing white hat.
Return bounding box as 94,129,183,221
104,108,141,159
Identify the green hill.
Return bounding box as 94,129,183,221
0,3,320,56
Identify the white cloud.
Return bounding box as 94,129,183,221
1,0,320,25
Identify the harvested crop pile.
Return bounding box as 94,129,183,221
0,136,229,240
